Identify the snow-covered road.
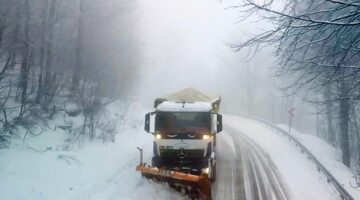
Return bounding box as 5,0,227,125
96,114,341,200
222,115,340,200
213,126,290,200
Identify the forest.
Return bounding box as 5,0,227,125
0,0,137,146
232,0,360,171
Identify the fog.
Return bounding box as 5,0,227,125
1,1,359,198
0,0,315,134
133,0,277,112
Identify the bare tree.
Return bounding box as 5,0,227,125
0,0,139,146
232,0,360,167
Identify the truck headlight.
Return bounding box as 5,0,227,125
155,134,162,139
202,167,209,174
202,135,210,140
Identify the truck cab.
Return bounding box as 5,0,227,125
145,100,222,181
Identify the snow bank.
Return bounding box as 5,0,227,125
277,124,360,200
0,101,186,200
224,114,340,200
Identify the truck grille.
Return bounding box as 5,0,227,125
159,149,205,159
162,133,205,139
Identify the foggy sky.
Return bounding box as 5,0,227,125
132,0,277,111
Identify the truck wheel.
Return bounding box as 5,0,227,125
211,165,216,182
209,165,216,182
209,160,216,182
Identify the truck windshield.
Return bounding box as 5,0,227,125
155,112,211,133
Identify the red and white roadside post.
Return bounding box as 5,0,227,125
288,108,295,134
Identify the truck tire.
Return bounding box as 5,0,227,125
211,164,216,182
209,159,216,182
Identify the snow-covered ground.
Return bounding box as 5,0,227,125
2,109,358,200
277,124,360,200
224,114,341,200
0,102,184,200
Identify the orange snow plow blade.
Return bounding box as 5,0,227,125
136,164,211,200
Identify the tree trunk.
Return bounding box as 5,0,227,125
44,0,57,101
324,83,335,146
8,1,22,71
0,52,12,82
339,80,351,167
36,0,51,103
9,51,17,70
352,108,360,168
0,18,4,49
315,93,320,136
71,0,85,92
19,0,32,118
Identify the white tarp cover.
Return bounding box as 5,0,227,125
162,88,220,103
156,101,213,112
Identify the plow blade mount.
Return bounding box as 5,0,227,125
136,164,211,200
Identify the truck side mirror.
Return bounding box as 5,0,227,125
145,113,151,133
217,114,223,133
145,112,156,133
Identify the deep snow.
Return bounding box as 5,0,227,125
277,124,360,200
0,102,185,200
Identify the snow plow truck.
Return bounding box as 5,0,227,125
136,88,223,200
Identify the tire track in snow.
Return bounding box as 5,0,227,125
213,131,246,200
229,125,290,200
213,126,290,200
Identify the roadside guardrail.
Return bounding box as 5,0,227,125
244,116,354,200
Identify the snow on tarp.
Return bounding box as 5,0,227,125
155,88,221,112
156,101,213,112
163,88,220,103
